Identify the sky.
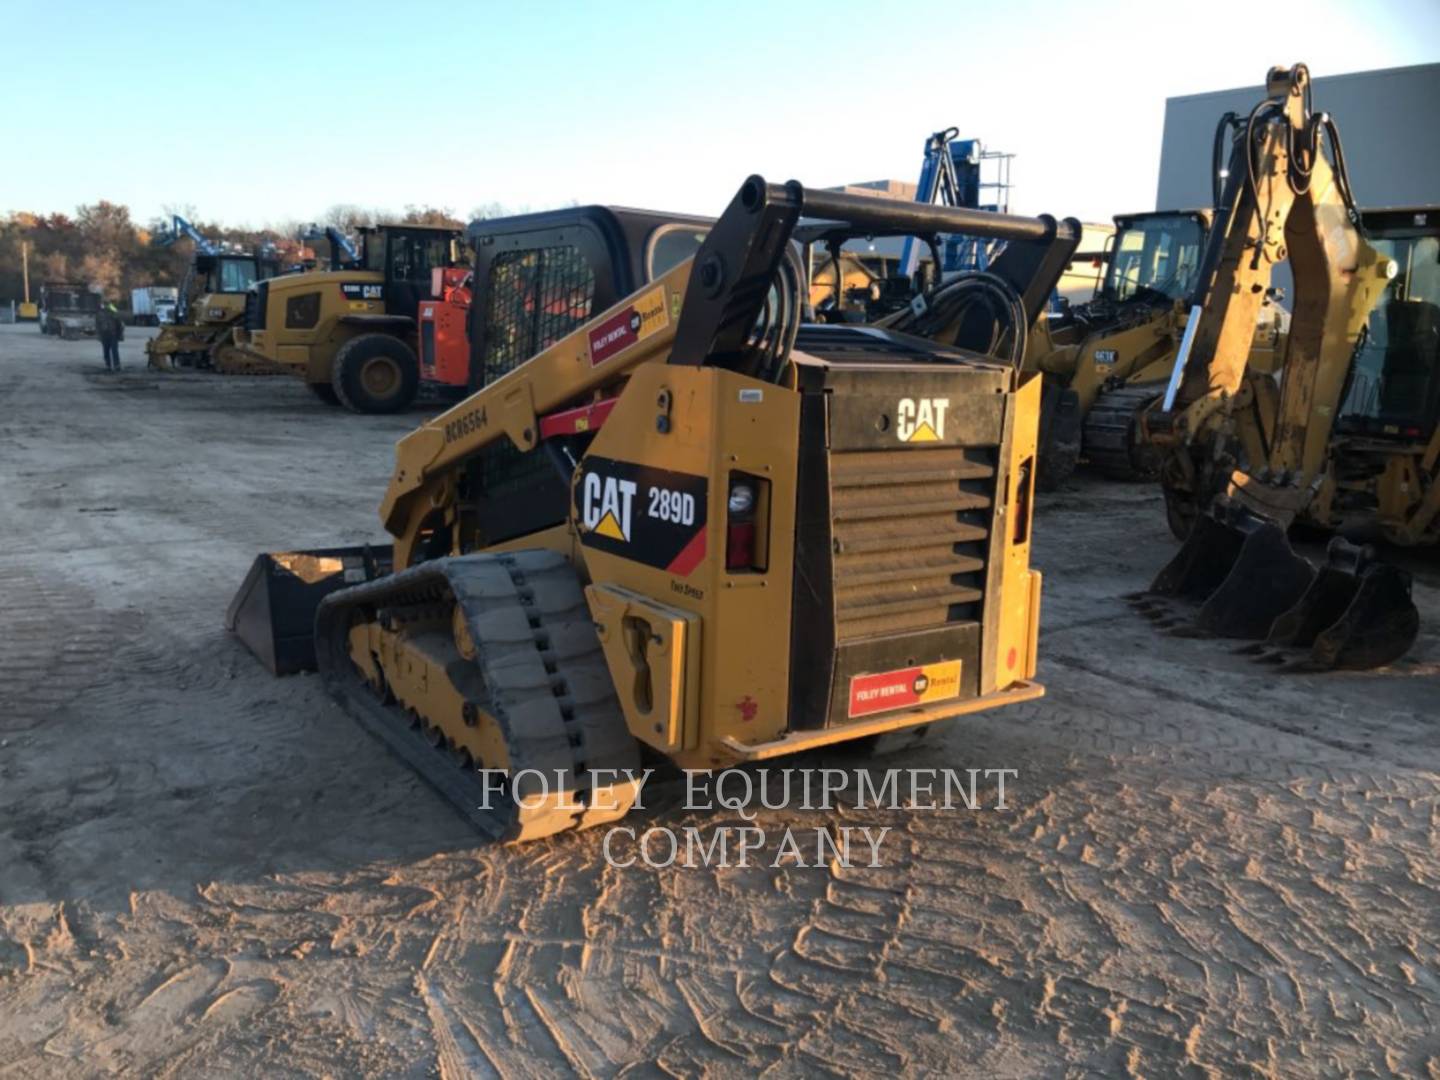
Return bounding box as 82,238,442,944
3,0,1437,229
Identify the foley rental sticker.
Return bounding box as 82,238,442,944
848,660,963,718
588,286,669,366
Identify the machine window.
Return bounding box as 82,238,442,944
647,226,708,279
219,259,258,293
480,245,596,385
284,291,321,329
387,232,454,285
1104,216,1204,303
1339,234,1440,433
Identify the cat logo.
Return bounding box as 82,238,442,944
581,472,636,542
896,397,950,443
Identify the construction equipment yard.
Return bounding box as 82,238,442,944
1,324,1436,1077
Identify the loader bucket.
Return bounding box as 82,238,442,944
226,545,393,675
1263,539,1419,670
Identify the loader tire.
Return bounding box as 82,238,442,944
307,381,342,406
331,334,419,414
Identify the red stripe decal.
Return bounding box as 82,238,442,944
665,528,707,577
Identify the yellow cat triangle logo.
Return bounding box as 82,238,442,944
594,511,627,541
907,420,939,442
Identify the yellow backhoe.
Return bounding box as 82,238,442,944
1133,64,1436,670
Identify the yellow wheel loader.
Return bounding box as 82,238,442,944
228,223,463,413
146,251,281,372
1132,64,1435,671
227,177,1079,840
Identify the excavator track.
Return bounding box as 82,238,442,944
1083,382,1165,480
314,549,642,841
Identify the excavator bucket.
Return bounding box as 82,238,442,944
1192,521,1315,638
1254,539,1420,670
1136,500,1315,638
226,546,392,675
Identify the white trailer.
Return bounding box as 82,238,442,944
131,286,181,326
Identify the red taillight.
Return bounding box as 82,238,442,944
726,521,756,569
725,475,766,572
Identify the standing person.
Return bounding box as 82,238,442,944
96,302,124,371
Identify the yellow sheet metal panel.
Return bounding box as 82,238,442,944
587,583,701,753
574,363,800,768
995,371,1042,688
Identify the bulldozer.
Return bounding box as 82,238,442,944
146,249,282,372
1133,63,1435,671
227,177,1079,840
227,223,464,412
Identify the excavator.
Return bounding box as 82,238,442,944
227,176,1080,840
1132,64,1435,670
146,217,281,372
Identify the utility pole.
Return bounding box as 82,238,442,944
21,240,30,303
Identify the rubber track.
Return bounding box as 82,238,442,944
314,549,641,841
1083,383,1164,479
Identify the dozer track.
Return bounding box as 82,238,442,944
314,549,642,841
1083,383,1164,479
211,343,289,376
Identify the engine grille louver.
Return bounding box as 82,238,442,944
830,447,996,641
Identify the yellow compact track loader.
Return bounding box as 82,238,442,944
147,251,280,372
1133,64,1436,670
229,223,463,413
1024,210,1212,486
228,177,1079,840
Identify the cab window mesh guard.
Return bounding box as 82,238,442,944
481,246,596,385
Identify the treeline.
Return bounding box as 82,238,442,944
0,202,476,305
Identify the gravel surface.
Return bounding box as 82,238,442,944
1,323,1436,1077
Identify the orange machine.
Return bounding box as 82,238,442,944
417,267,472,394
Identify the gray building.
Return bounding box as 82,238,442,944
1155,63,1440,212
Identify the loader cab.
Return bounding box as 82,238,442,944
461,205,711,542
356,224,464,324
1337,207,1440,440
1098,211,1208,305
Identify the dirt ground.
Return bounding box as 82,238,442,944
0,322,1436,1078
